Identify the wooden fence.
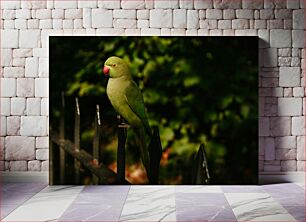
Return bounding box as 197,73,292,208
50,93,210,185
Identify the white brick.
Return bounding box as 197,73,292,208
179,0,193,8
281,160,297,171
195,0,212,9
113,9,136,18
270,29,291,48
218,20,231,29
242,0,263,9
12,58,24,68
232,19,249,29
125,29,141,36
150,9,172,28
137,20,149,28
11,98,26,115
7,116,20,135
21,0,46,9
17,78,34,97
15,19,27,29
278,98,302,116
293,9,305,29
122,0,145,9
186,29,198,36
264,164,281,172
27,19,39,29
292,116,305,136
19,30,41,48
92,9,113,28
199,20,217,29
270,117,291,136
154,0,178,8
3,10,16,19
284,88,293,97
33,48,48,58
36,137,48,148
41,160,49,171
137,10,149,19
65,9,82,19
4,20,15,29
206,9,222,19
38,58,48,77
1,30,19,48
236,9,254,19
35,9,51,19
35,78,49,97
265,138,275,160
36,149,48,160
258,29,269,48
161,28,170,36
54,0,77,9
173,9,186,28
215,0,241,8
3,67,23,78
287,0,300,8
63,19,74,29
297,136,305,160
1,98,10,116
39,19,52,29
78,0,97,8
293,87,304,97
114,19,137,28
20,116,48,136
292,30,305,48
275,136,297,149
1,78,16,97
98,0,120,9
171,28,186,36
26,98,41,116
0,50,10,67
96,28,125,36
276,148,296,160
5,136,35,160
279,67,300,87
187,10,199,29
263,48,277,67
28,160,41,171
41,98,49,116
53,19,63,29
25,57,38,77
223,9,235,19
297,161,305,171
82,8,91,28
9,161,27,171
74,20,83,29
52,9,64,18
1,117,7,136
140,28,161,36
1,1,20,9
259,117,270,136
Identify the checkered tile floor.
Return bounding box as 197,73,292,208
1,182,304,221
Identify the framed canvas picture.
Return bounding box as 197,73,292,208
49,36,258,185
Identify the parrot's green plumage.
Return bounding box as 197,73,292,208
103,56,152,177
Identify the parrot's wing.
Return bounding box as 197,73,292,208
125,81,151,135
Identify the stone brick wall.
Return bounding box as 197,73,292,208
0,0,305,173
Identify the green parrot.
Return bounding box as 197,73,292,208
103,56,152,178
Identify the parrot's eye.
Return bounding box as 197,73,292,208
112,64,116,67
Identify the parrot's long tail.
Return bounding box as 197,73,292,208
134,127,150,178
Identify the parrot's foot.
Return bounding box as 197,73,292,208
118,123,130,128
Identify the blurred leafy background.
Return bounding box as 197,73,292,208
50,36,258,185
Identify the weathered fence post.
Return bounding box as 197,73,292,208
74,97,81,184
192,143,210,184
92,104,101,184
148,126,162,184
117,115,127,182
59,92,66,184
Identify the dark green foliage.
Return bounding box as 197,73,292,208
50,36,258,184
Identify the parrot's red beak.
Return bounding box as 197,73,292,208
103,66,110,75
